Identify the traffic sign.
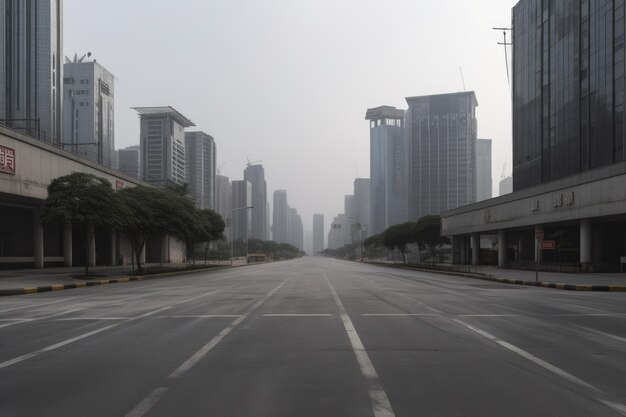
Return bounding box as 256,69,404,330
540,240,556,250
535,229,545,241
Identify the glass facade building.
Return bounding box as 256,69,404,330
185,131,216,210
512,0,626,190
244,164,268,241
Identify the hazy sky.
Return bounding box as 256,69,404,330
65,0,517,237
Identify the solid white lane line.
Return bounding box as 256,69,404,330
553,314,626,317
453,319,626,417
157,315,244,319
362,313,435,317
0,298,72,314
168,277,292,380
0,289,224,369
56,317,130,321
323,274,395,417
124,387,169,417
0,309,83,330
262,313,332,317
458,314,520,317
575,325,626,344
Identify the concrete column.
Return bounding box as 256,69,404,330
88,225,96,267
498,229,507,268
33,208,44,269
471,233,480,265
140,244,146,265
452,236,462,264
580,219,592,263
517,238,524,261
534,225,544,261
110,230,117,266
63,223,73,267
161,236,170,264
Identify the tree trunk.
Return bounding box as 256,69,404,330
400,248,406,265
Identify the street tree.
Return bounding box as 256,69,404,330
382,222,417,264
414,215,450,265
198,209,225,265
40,173,118,276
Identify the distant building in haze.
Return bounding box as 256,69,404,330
288,207,304,251
476,139,492,202
118,145,140,179
185,131,216,210
366,106,407,235
272,190,289,244
499,176,512,196
133,106,194,187
405,92,478,219
216,175,231,240
313,214,325,255
327,214,347,250
354,178,371,238
63,56,115,167
230,180,251,241
0,0,63,144
244,164,268,240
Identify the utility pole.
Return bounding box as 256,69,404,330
493,27,513,92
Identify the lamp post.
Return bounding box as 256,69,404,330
228,205,253,266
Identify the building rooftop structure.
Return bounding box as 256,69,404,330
131,106,195,127
365,106,406,120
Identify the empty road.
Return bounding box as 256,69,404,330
1,257,626,417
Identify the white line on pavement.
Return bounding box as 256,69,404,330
157,315,244,319
55,317,130,321
575,325,626,344
323,273,395,417
0,298,72,314
362,313,435,317
262,313,333,317
457,314,520,317
168,277,292,379
453,318,626,417
553,313,626,317
0,309,83,330
124,387,169,417
0,288,225,370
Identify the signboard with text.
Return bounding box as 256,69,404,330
540,240,556,250
0,145,15,175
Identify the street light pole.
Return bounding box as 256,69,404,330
228,205,253,266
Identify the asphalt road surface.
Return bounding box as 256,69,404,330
1,257,626,417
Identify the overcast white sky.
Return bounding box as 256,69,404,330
65,0,517,239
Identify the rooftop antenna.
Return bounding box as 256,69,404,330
493,27,513,94
246,157,263,167
459,67,466,91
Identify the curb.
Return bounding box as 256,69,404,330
365,262,626,292
0,262,260,297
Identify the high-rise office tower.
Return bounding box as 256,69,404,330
0,0,63,144
312,214,325,255
366,106,407,235
63,55,115,167
513,0,626,191
405,92,478,219
118,145,140,179
216,175,231,239
185,131,216,210
354,178,371,237
499,176,512,196
344,195,355,245
476,139,492,202
244,164,268,240
288,207,304,251
133,107,194,187
272,190,289,244
327,214,347,250
230,180,251,241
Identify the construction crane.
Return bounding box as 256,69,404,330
246,157,263,167
459,67,466,91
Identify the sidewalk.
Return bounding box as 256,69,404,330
0,260,244,292
479,265,626,287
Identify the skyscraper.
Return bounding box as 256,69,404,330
244,164,268,240
272,190,289,244
476,139,492,202
344,195,355,245
512,0,626,191
230,180,251,241
216,175,231,239
133,106,194,187
366,106,408,235
405,92,478,219
312,214,325,255
63,56,115,167
118,145,140,179
0,0,63,144
185,131,216,210
288,207,303,251
354,178,371,237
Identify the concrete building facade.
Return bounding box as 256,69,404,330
0,0,63,145
63,56,115,168
406,92,478,220
230,180,251,242
366,106,407,235
134,107,194,188
244,164,268,240
476,139,492,202
313,214,325,255
288,207,303,251
118,145,140,179
184,131,216,210
272,190,289,244
215,175,231,241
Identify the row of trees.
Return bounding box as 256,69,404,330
40,173,225,275
363,215,450,265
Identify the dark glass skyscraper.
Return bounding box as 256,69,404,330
512,0,626,190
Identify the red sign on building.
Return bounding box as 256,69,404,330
540,240,556,250
0,145,16,175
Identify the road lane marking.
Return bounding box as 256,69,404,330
323,274,395,417
124,387,169,417
453,319,626,416
553,313,626,317
55,317,131,321
575,325,626,344
362,313,435,317
457,314,520,317
0,309,83,329
0,298,72,314
0,289,225,369
157,315,244,319
168,276,292,379
262,313,332,317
